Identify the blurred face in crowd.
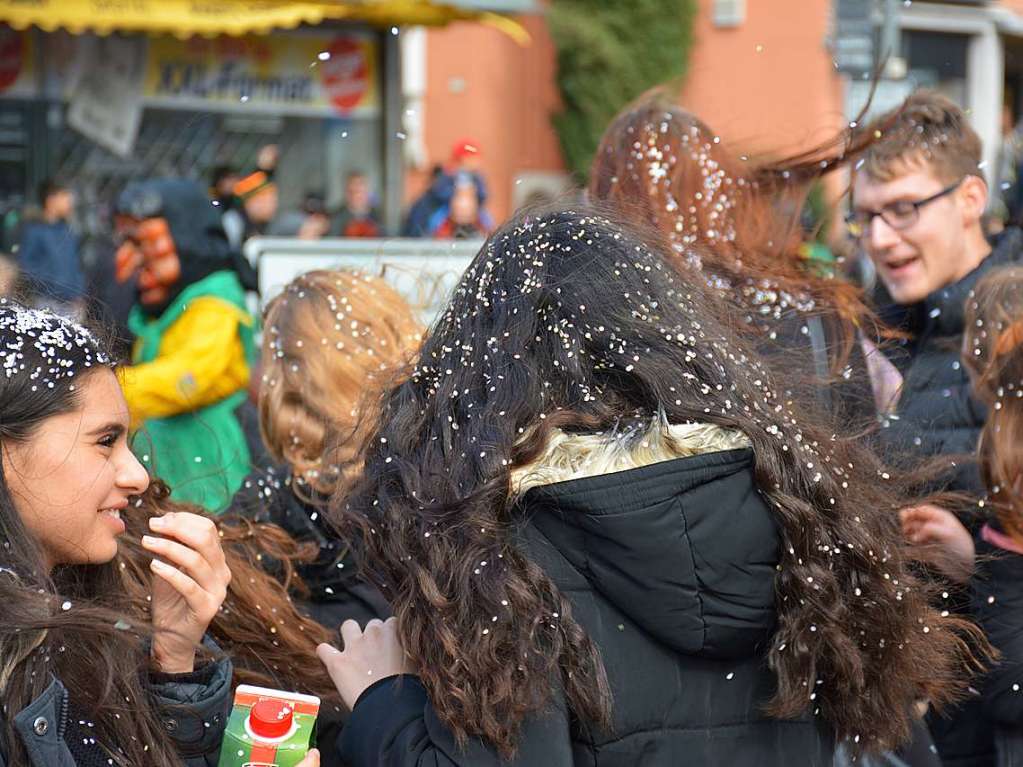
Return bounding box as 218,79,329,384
346,175,371,215
450,182,479,226
244,185,279,224
852,161,988,305
45,189,74,222
456,153,482,173
3,369,149,569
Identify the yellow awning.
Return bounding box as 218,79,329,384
0,0,531,43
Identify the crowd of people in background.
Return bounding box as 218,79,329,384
3,86,1023,767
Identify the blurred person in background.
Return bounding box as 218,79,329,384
228,268,421,630
16,178,85,315
223,169,279,250
221,143,280,251
403,138,490,237
847,89,1022,767
991,101,1023,231
209,163,240,213
0,253,17,295
331,171,381,238
114,178,258,513
429,172,493,239
269,192,332,240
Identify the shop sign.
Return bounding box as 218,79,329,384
0,26,35,98
143,33,379,117
68,35,147,157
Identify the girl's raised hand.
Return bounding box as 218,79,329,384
316,617,414,710
142,511,231,673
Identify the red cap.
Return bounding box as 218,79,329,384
450,138,481,163
248,698,294,739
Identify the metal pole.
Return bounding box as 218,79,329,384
382,28,404,236
880,0,905,77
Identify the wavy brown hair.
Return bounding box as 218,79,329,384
588,89,885,379
0,303,340,766
260,269,422,497
116,480,340,705
334,206,983,758
964,266,1023,544
0,304,183,767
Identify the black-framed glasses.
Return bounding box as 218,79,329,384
845,179,963,238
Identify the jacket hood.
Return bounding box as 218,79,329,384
117,178,235,316
518,423,780,660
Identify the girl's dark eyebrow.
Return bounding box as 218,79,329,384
86,422,126,438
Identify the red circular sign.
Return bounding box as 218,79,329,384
319,37,369,114
0,29,24,93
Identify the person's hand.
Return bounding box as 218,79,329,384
296,749,320,767
142,512,231,673
900,504,975,584
316,618,414,710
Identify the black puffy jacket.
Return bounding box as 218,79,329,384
0,639,231,767
337,442,834,766
875,228,1023,495
870,229,1023,767
972,528,1023,767
227,464,390,630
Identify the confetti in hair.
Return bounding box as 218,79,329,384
0,300,110,390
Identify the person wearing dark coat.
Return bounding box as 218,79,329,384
850,91,1023,767
340,439,835,767
871,226,1022,495
314,208,976,767
0,640,233,767
16,179,85,311
227,464,390,629
226,268,421,633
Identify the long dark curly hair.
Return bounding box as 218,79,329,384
334,206,983,757
0,302,339,766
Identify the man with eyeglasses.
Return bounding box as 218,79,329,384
851,91,1023,767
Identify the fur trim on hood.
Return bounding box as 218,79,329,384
511,421,751,497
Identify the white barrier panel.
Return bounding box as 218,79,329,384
246,237,483,324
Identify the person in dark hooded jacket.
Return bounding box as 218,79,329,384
113,179,258,512
849,91,1023,767
312,207,981,767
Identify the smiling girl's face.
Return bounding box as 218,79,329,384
2,368,150,569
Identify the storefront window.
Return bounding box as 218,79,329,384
902,29,969,107
0,25,386,242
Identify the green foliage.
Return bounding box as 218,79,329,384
804,179,833,243
548,0,697,182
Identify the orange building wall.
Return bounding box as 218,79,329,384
682,0,844,155
417,0,846,223
414,14,564,223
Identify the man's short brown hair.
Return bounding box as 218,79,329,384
855,90,983,184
